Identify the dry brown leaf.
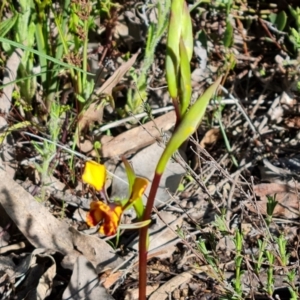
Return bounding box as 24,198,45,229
77,101,105,134
253,183,298,196
100,111,176,158
78,50,140,133
35,252,56,299
95,50,140,97
199,128,220,148
101,270,123,289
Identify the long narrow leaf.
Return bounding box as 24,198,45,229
0,37,93,76
181,1,193,62
0,13,18,37
179,38,191,116
157,77,222,174
165,0,184,98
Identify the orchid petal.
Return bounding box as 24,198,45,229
82,161,106,191
86,201,123,236
130,177,149,203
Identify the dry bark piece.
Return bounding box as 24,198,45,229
111,140,185,205
129,211,183,261
101,270,123,289
0,49,23,113
0,168,73,254
253,183,298,196
100,111,176,158
124,284,159,300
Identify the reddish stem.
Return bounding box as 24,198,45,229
138,173,162,300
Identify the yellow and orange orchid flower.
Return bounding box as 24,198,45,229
82,160,148,236
86,201,123,236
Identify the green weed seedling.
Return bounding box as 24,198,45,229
266,194,278,226
265,250,275,296
254,239,267,274
232,229,243,298
197,237,220,276
212,209,231,234
286,269,298,299
276,234,289,267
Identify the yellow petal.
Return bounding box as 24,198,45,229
129,177,148,202
82,161,106,191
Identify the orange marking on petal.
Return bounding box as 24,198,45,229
86,201,105,226
82,161,106,191
86,201,124,236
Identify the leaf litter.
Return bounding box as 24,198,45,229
2,1,300,300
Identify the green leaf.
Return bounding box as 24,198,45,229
269,13,277,25
0,13,19,37
165,0,184,99
223,19,233,48
0,37,93,76
179,38,191,116
119,219,151,230
156,76,222,175
270,11,287,31
197,30,208,49
181,1,193,62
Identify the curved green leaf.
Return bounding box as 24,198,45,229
157,76,222,174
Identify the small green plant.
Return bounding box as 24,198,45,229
212,209,230,234
126,0,171,116
232,229,243,298
266,195,278,226
32,101,66,201
286,269,298,299
254,239,267,274
197,237,220,275
276,234,289,267
265,250,275,296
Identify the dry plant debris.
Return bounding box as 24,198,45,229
1,0,300,299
